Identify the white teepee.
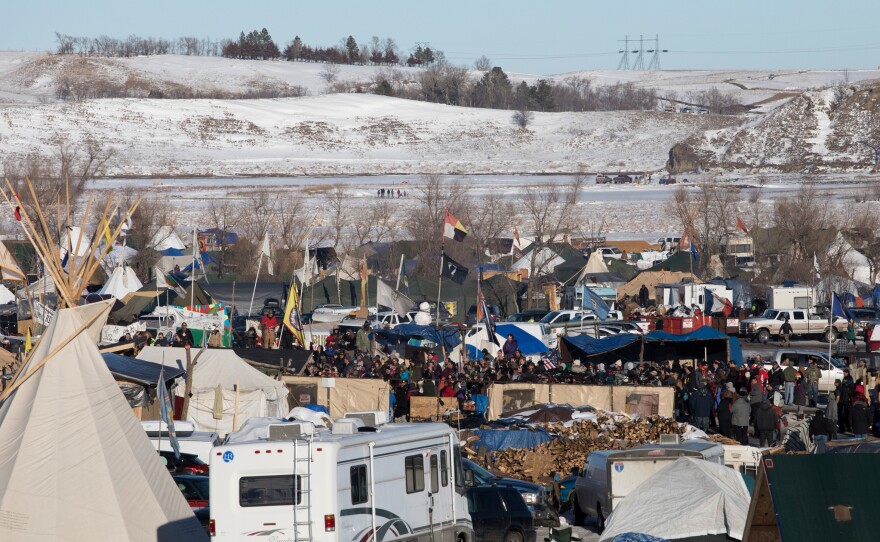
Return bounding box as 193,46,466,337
0,240,25,282
0,301,206,541
97,265,143,299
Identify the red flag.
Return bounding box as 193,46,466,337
443,210,467,242
736,216,749,235
13,207,20,222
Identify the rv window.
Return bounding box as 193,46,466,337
440,450,449,487
430,455,439,493
405,455,425,494
453,447,465,488
239,475,301,507
350,465,368,505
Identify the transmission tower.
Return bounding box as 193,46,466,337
633,35,645,70
617,36,630,70
647,35,668,70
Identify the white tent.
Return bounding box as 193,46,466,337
0,241,25,282
100,243,139,273
149,226,187,251
97,265,143,299
584,250,610,274
0,284,15,305
0,301,205,541
16,274,55,300
59,226,91,258
599,456,751,542
137,346,289,436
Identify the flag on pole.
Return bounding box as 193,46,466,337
813,253,821,281
582,284,611,320
260,235,274,276
283,281,306,347
477,273,499,345
831,292,852,321
157,365,180,459
689,239,699,263
102,219,112,247
377,279,415,317
360,254,368,306
443,210,467,242
440,253,468,284
736,216,749,235
25,328,31,355
710,291,733,316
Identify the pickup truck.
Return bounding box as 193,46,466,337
761,349,845,393
612,174,633,184
738,308,846,343
595,174,611,184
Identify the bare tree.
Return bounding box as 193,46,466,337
474,55,492,71
326,185,349,251
521,175,584,308
206,198,243,278
319,63,341,87
462,191,514,260
668,181,741,277
512,108,533,129
406,175,471,275
236,190,277,276
276,194,315,275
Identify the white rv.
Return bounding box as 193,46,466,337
209,413,473,542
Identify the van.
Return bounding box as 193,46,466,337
142,420,221,464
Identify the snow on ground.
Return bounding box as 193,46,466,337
0,93,738,177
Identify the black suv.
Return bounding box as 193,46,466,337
463,459,558,527
466,485,537,542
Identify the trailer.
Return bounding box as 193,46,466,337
766,285,814,310
209,413,473,541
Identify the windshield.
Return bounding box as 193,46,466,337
762,310,780,320
540,311,562,324
464,459,495,484
829,356,846,369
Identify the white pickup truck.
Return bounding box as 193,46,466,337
739,308,846,343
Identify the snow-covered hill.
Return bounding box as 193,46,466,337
0,93,739,176
668,81,880,173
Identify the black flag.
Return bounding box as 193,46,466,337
440,253,468,285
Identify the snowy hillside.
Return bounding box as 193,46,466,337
0,93,739,176
668,81,880,173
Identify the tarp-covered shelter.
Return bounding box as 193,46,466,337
561,333,642,364
137,346,288,436
744,455,878,542
110,288,173,324
379,323,462,352
617,270,698,303
103,352,185,409
643,326,730,363
470,427,554,452
600,457,750,542
0,302,205,541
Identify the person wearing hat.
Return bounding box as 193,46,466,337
731,389,751,445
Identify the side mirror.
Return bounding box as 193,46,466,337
464,470,474,487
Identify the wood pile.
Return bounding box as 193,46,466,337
463,415,685,482
707,434,742,446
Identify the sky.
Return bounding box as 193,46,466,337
5,0,880,75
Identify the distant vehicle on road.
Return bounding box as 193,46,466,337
659,176,677,185
595,174,612,184
612,175,633,184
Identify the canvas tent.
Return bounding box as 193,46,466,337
617,270,698,302
97,265,143,299
0,302,205,541
599,457,750,542
0,240,25,282
137,346,289,436
149,226,187,251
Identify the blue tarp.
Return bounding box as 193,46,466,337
644,325,728,342
102,353,184,387
471,428,554,452
495,324,549,355
729,336,744,366
562,333,640,356
159,247,186,257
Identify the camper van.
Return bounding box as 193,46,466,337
766,285,814,310
209,413,473,542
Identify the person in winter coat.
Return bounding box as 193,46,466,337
768,361,784,391
356,322,372,354
809,410,833,445
717,391,734,438
749,377,763,430
782,359,797,405
847,320,857,347
502,334,518,360
804,360,821,407
691,387,713,432
731,390,752,445
793,373,807,406
755,399,780,447
825,384,839,438
850,397,871,438
838,371,855,432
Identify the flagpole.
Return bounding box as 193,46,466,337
395,253,405,291
248,252,262,317
191,229,197,307
437,251,444,327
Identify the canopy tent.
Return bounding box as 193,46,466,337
599,457,750,542
643,326,730,364
0,302,204,541
0,240,25,282
97,265,143,300
137,346,289,437
561,333,642,364
379,323,462,351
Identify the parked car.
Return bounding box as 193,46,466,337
173,474,210,508
761,349,846,392
466,485,537,542
466,303,504,326
847,307,880,334
595,174,611,184
596,247,624,259
506,310,549,323
158,450,209,475
659,176,677,185
462,458,557,527
340,311,413,331
612,174,633,184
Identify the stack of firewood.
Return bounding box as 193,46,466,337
463,415,686,482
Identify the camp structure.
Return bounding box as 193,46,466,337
97,264,143,300
600,456,750,542
137,346,289,436
617,270,698,304
0,301,206,541
0,240,25,282
743,454,878,542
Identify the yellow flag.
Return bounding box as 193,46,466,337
283,281,305,348
103,219,112,247
25,327,32,354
